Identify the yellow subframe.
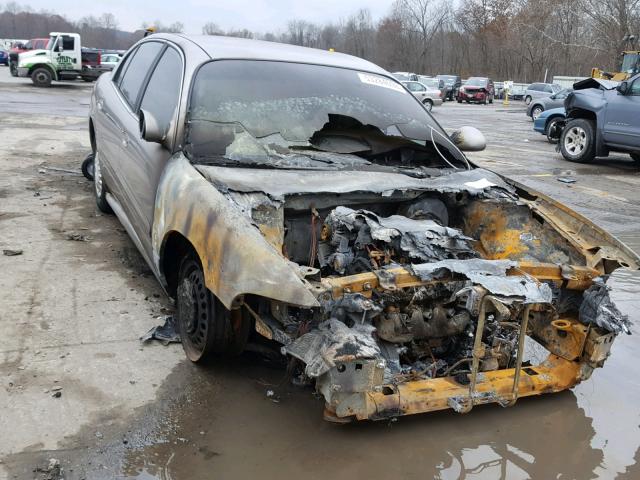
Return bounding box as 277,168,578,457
322,261,597,421
335,355,582,420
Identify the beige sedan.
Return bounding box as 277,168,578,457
402,80,443,111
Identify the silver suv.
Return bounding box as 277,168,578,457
524,83,562,105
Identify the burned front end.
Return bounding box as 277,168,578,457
196,165,636,422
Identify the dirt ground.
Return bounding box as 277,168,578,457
1,67,639,480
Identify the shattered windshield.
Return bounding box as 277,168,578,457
186,60,467,170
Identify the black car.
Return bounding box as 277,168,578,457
437,74,462,101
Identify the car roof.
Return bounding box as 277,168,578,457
157,34,388,75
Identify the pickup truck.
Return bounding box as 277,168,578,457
15,32,104,87
560,75,640,164
8,38,48,76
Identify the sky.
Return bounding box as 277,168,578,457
15,0,396,33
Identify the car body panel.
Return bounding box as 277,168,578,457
533,107,566,135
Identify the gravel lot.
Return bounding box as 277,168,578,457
1,67,639,480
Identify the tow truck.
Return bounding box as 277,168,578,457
15,32,103,87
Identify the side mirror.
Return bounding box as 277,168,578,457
450,126,486,152
617,81,628,95
139,109,164,143
56,42,64,53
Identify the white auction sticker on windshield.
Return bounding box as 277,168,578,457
358,73,406,94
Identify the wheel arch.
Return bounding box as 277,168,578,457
28,63,57,80
159,230,199,298
89,118,97,153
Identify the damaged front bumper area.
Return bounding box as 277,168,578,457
281,261,621,421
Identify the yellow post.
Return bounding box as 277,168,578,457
503,90,510,106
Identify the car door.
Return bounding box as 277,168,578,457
97,41,165,242
125,45,184,241
603,75,640,148
52,34,79,72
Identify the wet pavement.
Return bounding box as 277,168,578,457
1,68,640,479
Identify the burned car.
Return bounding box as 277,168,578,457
89,35,638,422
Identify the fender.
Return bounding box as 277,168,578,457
152,154,319,310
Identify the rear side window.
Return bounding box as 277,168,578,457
119,42,163,108
140,47,183,132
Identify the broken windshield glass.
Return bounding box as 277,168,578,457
186,60,467,169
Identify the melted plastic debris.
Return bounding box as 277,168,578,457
580,276,631,334
140,316,181,345
411,259,552,304
321,206,476,274
282,318,380,378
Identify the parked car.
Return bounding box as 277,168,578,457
533,107,566,143
437,74,462,101
88,34,636,423
457,77,495,104
560,75,640,163
99,52,121,71
418,75,445,99
0,48,8,66
401,80,443,110
392,71,418,81
524,83,562,105
527,88,572,120
8,38,48,76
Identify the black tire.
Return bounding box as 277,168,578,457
81,76,95,83
81,152,95,181
457,99,462,103
93,151,113,213
31,67,52,87
546,118,562,144
525,95,532,105
531,105,544,120
422,98,433,112
176,255,249,362
631,153,640,164
560,118,596,163
9,61,17,77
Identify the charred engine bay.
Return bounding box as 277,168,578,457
210,166,630,417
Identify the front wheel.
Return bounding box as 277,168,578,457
531,105,543,120
546,118,563,144
631,153,640,164
81,76,95,83
177,255,250,362
9,61,17,76
31,67,52,87
422,99,433,112
560,118,596,163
